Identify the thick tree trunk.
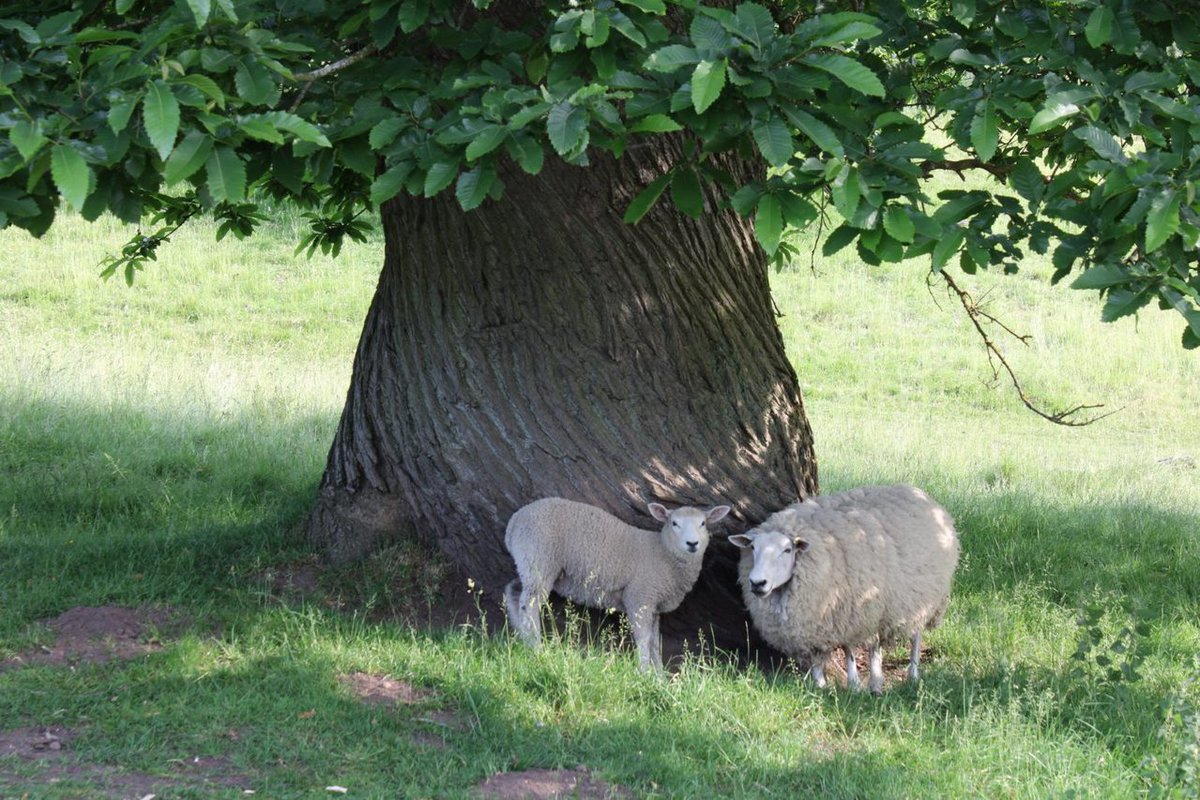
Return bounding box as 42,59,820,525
306,137,818,647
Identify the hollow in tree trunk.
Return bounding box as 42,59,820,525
306,137,818,648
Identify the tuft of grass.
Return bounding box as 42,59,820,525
1,209,1198,797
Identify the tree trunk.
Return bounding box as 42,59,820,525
306,137,818,648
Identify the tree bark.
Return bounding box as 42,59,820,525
306,137,818,648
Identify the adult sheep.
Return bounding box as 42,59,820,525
504,497,730,672
730,485,959,694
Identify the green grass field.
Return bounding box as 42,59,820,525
1,206,1198,798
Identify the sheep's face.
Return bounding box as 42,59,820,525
647,503,729,558
729,531,809,597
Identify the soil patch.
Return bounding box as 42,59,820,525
0,727,77,760
474,767,632,799
338,671,432,706
2,605,184,669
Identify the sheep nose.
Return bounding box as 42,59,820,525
686,540,699,552
750,579,767,595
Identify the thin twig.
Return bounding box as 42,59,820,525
922,157,1012,182
292,44,377,82
939,270,1116,426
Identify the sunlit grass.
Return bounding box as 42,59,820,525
1,207,1197,797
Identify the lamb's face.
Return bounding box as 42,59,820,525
729,530,809,597
647,503,729,558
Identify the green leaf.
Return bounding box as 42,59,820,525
623,173,670,224
821,224,858,257
1029,102,1080,135
241,117,283,143
644,44,700,72
234,59,277,105
883,205,915,243
108,96,139,134
177,74,225,108
1145,188,1180,253
690,15,732,52
1085,6,1114,48
423,162,457,197
465,126,507,161
370,118,406,150
617,0,666,13
754,193,783,255
782,108,843,157
1102,287,1152,322
507,136,544,175
830,164,860,221
802,53,885,98
260,111,330,146
1010,158,1044,203
1071,263,1129,290
730,3,775,49
399,0,430,33
205,146,246,203
1073,125,1127,164
164,131,213,185
752,117,793,167
10,120,47,161
729,183,762,217
142,80,180,161
970,99,998,163
547,102,588,156
931,226,965,272
50,144,91,210
370,162,413,205
455,166,495,211
671,168,704,218
778,193,817,228
629,114,682,134
691,59,726,114
186,0,211,27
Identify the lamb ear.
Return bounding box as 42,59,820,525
647,502,670,523
706,505,731,524
794,537,810,552
728,534,755,549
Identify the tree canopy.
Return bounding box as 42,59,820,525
1,0,1198,348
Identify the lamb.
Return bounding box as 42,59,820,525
729,484,959,694
504,497,730,672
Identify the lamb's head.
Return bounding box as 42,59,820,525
729,530,810,597
647,502,730,558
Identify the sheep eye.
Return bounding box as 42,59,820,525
672,521,679,528
784,547,793,554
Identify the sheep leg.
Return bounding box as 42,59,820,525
908,632,922,683
628,603,662,673
809,655,828,689
867,644,884,696
515,577,547,649
845,648,862,691
649,613,662,671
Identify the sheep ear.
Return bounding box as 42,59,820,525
706,505,731,524
728,534,754,549
647,502,670,523
794,537,810,552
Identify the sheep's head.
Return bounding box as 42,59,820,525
729,530,809,597
647,503,729,558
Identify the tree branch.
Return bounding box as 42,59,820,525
292,44,377,82
922,158,1012,182
938,270,1116,427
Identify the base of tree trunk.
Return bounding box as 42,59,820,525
306,138,817,649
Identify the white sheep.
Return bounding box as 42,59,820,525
729,484,959,694
504,497,730,672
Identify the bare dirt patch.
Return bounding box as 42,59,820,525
1,605,184,669
474,767,632,799
0,727,77,760
338,671,432,706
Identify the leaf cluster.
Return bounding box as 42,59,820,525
1,0,1198,345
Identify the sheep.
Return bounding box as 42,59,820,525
504,497,730,672
729,484,959,694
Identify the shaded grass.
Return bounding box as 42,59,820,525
1,209,1198,796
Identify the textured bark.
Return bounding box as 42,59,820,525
307,137,818,647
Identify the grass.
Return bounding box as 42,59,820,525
1,204,1198,798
